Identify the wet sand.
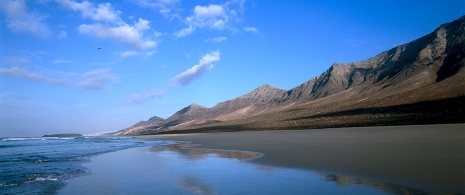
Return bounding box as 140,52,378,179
60,144,397,194
155,124,465,194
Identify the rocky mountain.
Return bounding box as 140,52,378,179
117,16,465,136
131,116,165,128
162,103,209,127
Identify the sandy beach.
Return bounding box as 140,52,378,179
155,124,465,194
60,141,396,194
60,124,464,194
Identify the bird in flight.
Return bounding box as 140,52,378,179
97,48,102,50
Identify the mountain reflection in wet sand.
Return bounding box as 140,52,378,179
151,142,262,161
323,175,427,194
151,142,428,194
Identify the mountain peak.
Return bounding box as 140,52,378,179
240,84,288,105
176,103,207,116
259,84,273,88
188,103,207,109
147,116,165,122
252,84,285,93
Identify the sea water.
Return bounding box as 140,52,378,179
0,136,167,194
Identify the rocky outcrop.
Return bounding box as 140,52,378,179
118,16,465,135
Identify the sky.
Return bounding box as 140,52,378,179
0,0,463,137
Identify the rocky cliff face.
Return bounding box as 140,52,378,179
285,16,464,103
118,16,465,135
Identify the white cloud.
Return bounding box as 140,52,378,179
0,0,52,38
77,68,119,89
77,18,157,50
122,88,165,104
57,0,157,50
56,0,121,23
174,1,245,38
170,51,220,85
187,4,228,30
173,25,194,38
243,27,258,33
0,67,68,84
205,36,227,43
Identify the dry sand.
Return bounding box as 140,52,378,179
154,124,465,194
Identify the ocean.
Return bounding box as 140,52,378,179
0,136,168,194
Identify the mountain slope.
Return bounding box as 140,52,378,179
118,16,465,135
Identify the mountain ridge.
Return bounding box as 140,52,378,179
116,16,465,136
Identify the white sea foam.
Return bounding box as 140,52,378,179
2,138,44,141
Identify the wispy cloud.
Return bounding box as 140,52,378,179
122,88,165,104
131,0,181,20
116,51,139,58
58,30,67,38
174,25,195,38
205,36,227,43
2,56,30,66
145,50,156,57
121,51,221,103
0,66,119,90
77,68,119,90
0,67,68,84
0,0,52,38
52,59,73,64
115,50,156,58
57,0,158,50
243,27,258,33
170,51,220,85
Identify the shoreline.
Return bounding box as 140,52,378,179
60,145,409,194
152,124,465,194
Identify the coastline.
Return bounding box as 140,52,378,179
153,124,465,194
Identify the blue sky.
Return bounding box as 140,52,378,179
0,0,463,137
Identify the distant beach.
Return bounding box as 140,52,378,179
155,124,465,194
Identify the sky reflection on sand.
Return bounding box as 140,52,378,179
61,145,425,195
150,143,426,195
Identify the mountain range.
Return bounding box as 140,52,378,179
116,16,465,136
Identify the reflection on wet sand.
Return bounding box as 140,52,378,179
323,175,427,194
152,143,263,195
179,176,216,195
152,142,430,194
151,142,263,161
